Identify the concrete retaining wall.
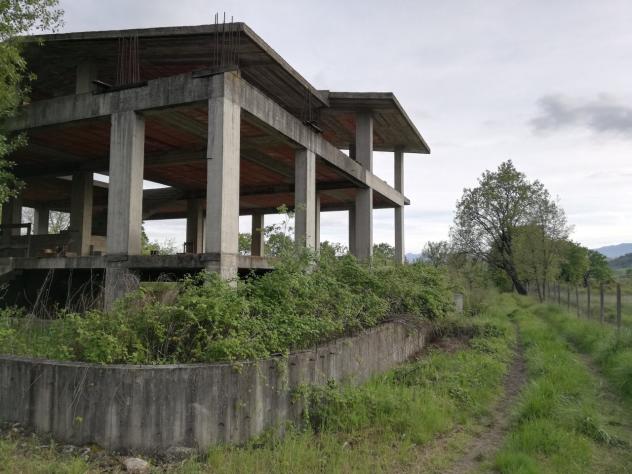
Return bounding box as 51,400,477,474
0,321,426,453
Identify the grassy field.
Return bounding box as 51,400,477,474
489,299,632,473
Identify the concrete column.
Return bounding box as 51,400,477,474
314,193,321,252
348,205,356,255
251,214,265,257
353,112,373,260
394,148,405,263
32,207,49,235
1,196,22,244
186,199,204,253
106,111,145,256
70,171,94,256
355,112,373,169
204,72,241,279
76,61,97,95
294,148,316,249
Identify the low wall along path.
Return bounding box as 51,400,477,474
0,321,427,452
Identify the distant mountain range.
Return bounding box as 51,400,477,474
405,243,632,264
593,243,632,259
405,252,423,262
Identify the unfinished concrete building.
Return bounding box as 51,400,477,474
0,23,430,308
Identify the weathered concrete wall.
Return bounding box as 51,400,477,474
0,321,426,453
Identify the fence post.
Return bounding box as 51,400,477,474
587,284,591,319
576,286,580,317
616,283,622,333
557,281,561,305
600,283,605,324
567,284,571,311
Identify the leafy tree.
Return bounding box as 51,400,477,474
238,232,251,255
141,224,176,255
559,241,589,285
584,250,613,285
372,242,395,263
422,240,451,267
451,160,563,295
0,1,63,204
48,210,69,234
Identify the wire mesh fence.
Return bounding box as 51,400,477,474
528,281,628,332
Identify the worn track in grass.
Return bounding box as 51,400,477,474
443,326,527,474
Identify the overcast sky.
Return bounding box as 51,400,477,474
58,0,632,252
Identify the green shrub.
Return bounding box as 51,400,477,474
0,252,454,364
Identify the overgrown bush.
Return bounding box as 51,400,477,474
0,251,454,364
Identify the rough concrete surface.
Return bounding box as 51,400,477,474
0,321,426,453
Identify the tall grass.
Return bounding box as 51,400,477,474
493,299,632,473
536,303,632,400
173,307,513,473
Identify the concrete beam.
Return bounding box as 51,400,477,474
251,214,265,257
394,148,404,263
239,79,407,207
70,171,94,256
7,72,211,131
106,111,145,256
186,199,204,253
32,206,49,235
294,149,316,249
204,72,241,279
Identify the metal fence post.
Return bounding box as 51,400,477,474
567,284,571,311
576,286,580,317
587,284,591,319
616,283,622,333
557,281,561,306
600,283,605,324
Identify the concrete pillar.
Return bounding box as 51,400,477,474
348,206,356,255
251,214,265,257
1,196,22,244
76,61,97,95
294,148,316,249
186,199,204,253
355,113,373,169
106,111,145,256
204,72,241,279
353,112,373,260
70,171,94,256
314,193,321,252
394,148,405,263
32,207,49,235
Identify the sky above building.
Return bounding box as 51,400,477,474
58,0,632,252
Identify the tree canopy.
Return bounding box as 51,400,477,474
451,160,568,294
0,0,63,204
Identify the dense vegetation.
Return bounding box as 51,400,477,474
0,299,516,473
610,252,632,271
0,251,454,364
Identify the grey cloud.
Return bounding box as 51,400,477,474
531,94,632,136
